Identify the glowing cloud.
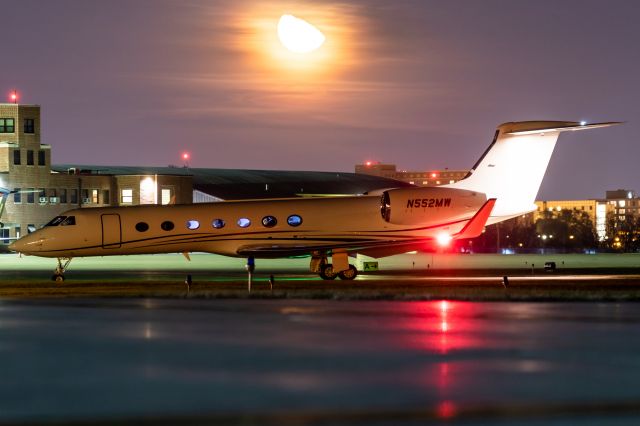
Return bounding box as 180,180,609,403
277,14,325,54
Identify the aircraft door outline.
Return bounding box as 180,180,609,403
101,214,122,249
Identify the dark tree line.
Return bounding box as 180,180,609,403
465,209,601,252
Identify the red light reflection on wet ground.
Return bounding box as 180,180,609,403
437,400,457,419
396,300,490,418
399,300,483,355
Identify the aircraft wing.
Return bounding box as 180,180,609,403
236,198,497,258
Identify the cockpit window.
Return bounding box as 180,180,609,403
60,216,76,226
45,216,66,227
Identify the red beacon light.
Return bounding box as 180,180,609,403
365,161,372,166
181,152,191,167
9,91,18,103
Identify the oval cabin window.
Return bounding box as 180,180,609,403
237,218,251,228
135,222,149,232
161,221,175,231
262,216,277,228
212,219,226,229
186,220,200,230
287,215,302,227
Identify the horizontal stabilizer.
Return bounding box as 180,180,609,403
454,198,496,239
505,121,621,136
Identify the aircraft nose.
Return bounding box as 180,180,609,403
8,233,45,254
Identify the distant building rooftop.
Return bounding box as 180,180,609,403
52,165,413,200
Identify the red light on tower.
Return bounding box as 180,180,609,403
365,161,372,166
181,152,190,168
10,90,18,103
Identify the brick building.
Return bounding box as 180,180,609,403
0,103,192,244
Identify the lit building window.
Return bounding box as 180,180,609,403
121,189,133,204
0,118,15,133
140,177,156,205
91,189,99,204
161,188,172,205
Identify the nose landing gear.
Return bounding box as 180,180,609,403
52,257,73,282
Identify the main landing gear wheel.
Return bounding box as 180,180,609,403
319,264,338,280
338,265,358,280
51,257,73,282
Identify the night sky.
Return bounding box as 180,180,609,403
3,0,639,200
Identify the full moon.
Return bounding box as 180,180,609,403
277,14,325,54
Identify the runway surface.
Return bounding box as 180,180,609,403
2,298,640,425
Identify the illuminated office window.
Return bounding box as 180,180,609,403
0,118,14,133
121,189,133,204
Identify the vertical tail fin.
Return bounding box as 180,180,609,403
445,121,620,221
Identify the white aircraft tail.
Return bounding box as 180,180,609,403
445,121,620,222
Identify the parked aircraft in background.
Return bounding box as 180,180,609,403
9,121,618,281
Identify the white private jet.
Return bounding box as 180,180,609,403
9,120,618,281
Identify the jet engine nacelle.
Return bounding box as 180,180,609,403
380,187,487,226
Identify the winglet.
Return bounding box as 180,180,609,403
455,198,497,239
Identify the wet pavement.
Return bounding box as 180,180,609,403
1,299,640,425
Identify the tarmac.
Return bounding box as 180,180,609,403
2,298,640,425
2,253,640,425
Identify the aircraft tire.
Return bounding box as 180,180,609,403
338,265,358,280
52,274,65,282
319,264,337,280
